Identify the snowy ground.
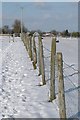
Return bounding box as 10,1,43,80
42,37,79,118
0,35,79,119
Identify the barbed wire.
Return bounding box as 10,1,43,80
35,40,51,53
43,46,51,53
63,60,80,73
44,56,51,58
63,70,78,88
25,36,79,88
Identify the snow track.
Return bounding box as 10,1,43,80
0,36,59,118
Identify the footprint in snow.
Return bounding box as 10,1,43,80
23,74,27,77
4,106,7,110
2,114,5,117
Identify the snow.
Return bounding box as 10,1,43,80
0,35,79,119
41,37,79,118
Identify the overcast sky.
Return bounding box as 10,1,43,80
2,2,78,32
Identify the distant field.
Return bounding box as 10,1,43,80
0,34,10,36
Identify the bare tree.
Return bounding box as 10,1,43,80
13,19,21,33
13,19,28,34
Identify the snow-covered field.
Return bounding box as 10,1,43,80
0,35,79,119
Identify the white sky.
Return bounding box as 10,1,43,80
1,0,80,2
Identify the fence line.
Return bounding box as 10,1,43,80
21,33,79,119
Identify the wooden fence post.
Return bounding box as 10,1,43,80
40,37,46,85
9,34,10,43
23,34,25,44
25,35,27,50
32,36,37,69
28,37,30,57
29,36,33,61
27,36,30,54
25,35,29,51
13,34,15,42
23,34,25,45
38,35,41,76
57,52,66,119
21,33,23,41
50,37,56,102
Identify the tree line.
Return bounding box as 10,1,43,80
0,19,80,38
0,19,28,35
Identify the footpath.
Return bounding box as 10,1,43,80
0,37,59,118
